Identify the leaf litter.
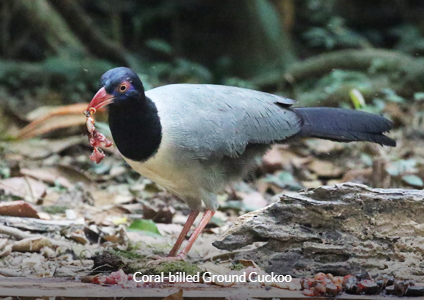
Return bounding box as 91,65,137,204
0,101,422,297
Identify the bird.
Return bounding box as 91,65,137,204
87,67,396,262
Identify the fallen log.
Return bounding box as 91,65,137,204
214,183,424,281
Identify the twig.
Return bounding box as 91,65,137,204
0,225,34,240
0,216,76,232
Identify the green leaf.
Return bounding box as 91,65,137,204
220,200,245,212
381,88,405,103
414,92,424,101
253,0,284,46
349,88,366,109
128,219,161,236
263,171,303,191
386,159,417,176
402,175,423,187
145,39,173,55
210,216,225,227
360,154,373,167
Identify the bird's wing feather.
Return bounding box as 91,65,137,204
146,84,302,159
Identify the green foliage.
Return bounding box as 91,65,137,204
349,89,366,109
413,92,424,101
0,58,113,106
386,159,417,177
303,17,365,49
360,154,373,167
303,0,337,23
401,175,423,188
232,263,245,271
145,39,173,56
390,24,424,54
108,249,145,260
297,70,371,105
223,78,259,90
263,171,303,191
380,88,405,103
128,219,161,236
147,59,212,85
153,261,201,276
254,0,284,46
0,161,10,179
43,206,68,214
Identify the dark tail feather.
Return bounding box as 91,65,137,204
292,107,396,147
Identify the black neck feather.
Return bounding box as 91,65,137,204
108,96,162,162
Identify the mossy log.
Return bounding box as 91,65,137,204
253,49,424,96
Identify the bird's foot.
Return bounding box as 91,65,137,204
146,253,186,266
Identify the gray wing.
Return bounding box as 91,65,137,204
146,84,302,159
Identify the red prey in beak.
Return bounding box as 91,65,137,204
85,87,114,163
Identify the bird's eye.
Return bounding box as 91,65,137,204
117,81,130,93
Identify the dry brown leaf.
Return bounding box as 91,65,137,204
17,103,103,139
162,289,183,300
306,159,343,177
0,239,12,257
156,223,183,236
0,200,39,218
20,168,73,189
269,147,308,166
0,244,12,258
91,190,131,207
238,191,268,211
18,114,86,139
113,195,134,205
55,165,93,186
341,168,372,183
5,136,85,159
262,146,284,172
237,259,261,269
12,236,54,252
307,139,345,155
0,177,47,202
142,204,175,223
25,104,87,121
69,231,89,245
301,180,323,189
327,179,342,186
214,280,236,287
267,281,298,290
0,239,8,249
197,261,233,276
109,165,127,178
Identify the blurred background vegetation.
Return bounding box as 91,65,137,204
2,0,424,156
1,0,424,111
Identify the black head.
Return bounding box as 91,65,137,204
88,67,145,110
89,67,162,163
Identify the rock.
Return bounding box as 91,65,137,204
406,286,424,297
213,183,424,280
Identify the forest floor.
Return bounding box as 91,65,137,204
0,100,423,298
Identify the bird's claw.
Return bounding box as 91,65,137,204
146,254,186,266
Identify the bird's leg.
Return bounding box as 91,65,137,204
147,210,215,265
176,209,215,259
167,210,200,257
